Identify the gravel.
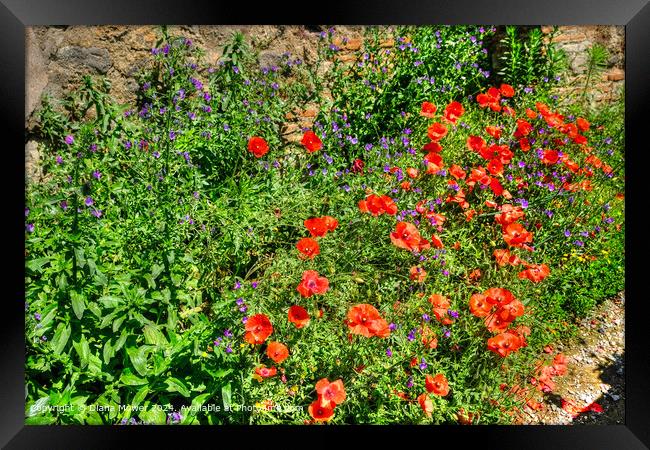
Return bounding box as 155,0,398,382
522,291,625,425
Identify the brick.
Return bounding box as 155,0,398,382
379,38,394,48
344,37,363,50
337,53,357,63
301,108,318,118
552,32,588,43
606,68,624,81
282,123,300,135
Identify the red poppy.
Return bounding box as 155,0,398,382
266,341,289,364
585,154,603,169
484,287,516,307
245,313,273,345
255,365,277,378
449,164,466,180
541,149,559,165
485,126,502,139
495,204,525,226
420,325,438,349
301,130,323,153
418,393,434,418
493,248,522,267
487,330,523,357
296,237,320,259
576,117,590,132
308,398,335,422
424,152,445,173
425,212,447,227
468,268,482,281
518,264,550,283
469,293,492,317
467,135,486,152
502,222,534,248
323,216,338,231
514,119,533,138
477,87,502,111
425,373,450,396
444,101,464,123
420,101,437,118
487,158,503,176
484,313,512,333
248,136,269,158
401,181,412,191
428,294,452,325
288,305,310,328
500,84,515,97
406,167,419,179
467,166,491,187
429,234,444,249
351,158,365,174
519,138,531,152
423,141,443,153
390,222,429,252
315,378,346,406
495,298,525,322
409,266,428,283
304,217,329,237
427,122,448,141
297,270,329,298
359,194,397,216
346,303,390,338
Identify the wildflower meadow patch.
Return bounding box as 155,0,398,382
25,25,624,425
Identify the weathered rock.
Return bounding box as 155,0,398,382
26,28,49,120
56,46,112,74
25,141,42,183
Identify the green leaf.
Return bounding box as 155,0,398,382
181,392,212,424
139,405,166,425
102,340,114,365
112,315,126,333
127,345,151,377
93,269,108,286
87,301,102,319
98,296,123,308
25,415,56,425
74,247,86,269
143,274,156,289
151,264,164,279
73,336,90,368
88,353,103,376
113,329,128,353
221,383,231,410
51,322,71,355
143,324,168,347
119,370,148,386
26,257,51,273
86,258,97,276
71,291,86,320
27,396,50,417
131,386,149,407
165,377,191,398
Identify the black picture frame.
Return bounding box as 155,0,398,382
3,0,648,448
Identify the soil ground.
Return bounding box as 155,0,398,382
522,292,625,425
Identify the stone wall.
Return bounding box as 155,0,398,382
542,25,624,106
25,25,624,181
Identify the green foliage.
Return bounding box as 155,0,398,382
498,26,567,87
25,26,624,425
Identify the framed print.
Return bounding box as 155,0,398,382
3,0,649,448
